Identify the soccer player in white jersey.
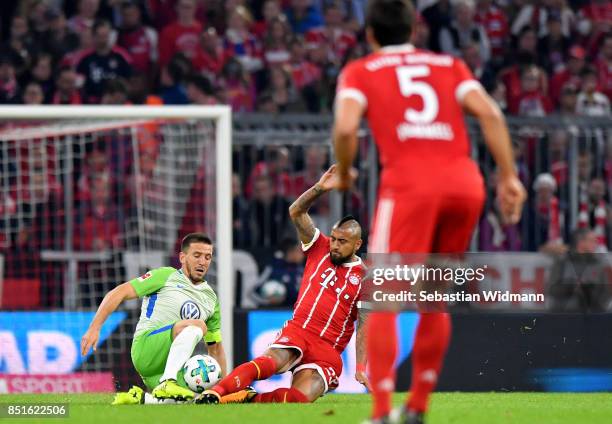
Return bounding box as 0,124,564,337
81,233,227,404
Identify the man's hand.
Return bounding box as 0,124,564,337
497,175,526,224
81,326,100,356
318,164,358,191
355,368,371,391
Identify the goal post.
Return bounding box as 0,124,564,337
0,105,235,370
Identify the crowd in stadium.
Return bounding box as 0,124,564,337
0,0,611,308
0,0,609,114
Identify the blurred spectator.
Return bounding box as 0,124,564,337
216,57,255,112
52,66,81,104
126,74,163,105
27,53,54,102
578,150,594,186
509,65,552,116
421,0,453,52
74,172,123,255
285,0,323,35
101,78,129,104
68,0,101,35
305,3,356,67
526,172,567,253
537,12,571,75
462,42,496,91
576,66,611,116
0,55,20,103
549,45,586,106
288,36,321,111
264,65,306,112
577,0,612,55
186,74,218,105
25,0,51,40
22,80,44,104
77,141,111,203
2,15,35,70
439,0,491,63
511,0,574,38
252,237,304,306
263,17,292,67
59,20,95,68
548,228,610,312
117,0,158,75
252,0,285,39
411,12,430,50
40,8,80,63
474,0,508,63
192,27,226,80
232,172,251,247
256,90,279,113
247,173,291,246
548,129,569,190
512,25,539,61
224,6,263,73
76,19,132,104
558,82,578,114
159,53,190,104
577,177,610,252
246,146,292,198
158,0,202,67
490,79,508,112
479,198,522,252
595,33,612,101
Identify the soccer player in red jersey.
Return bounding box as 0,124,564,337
196,165,370,405
333,1,526,423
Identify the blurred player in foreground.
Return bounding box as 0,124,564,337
81,233,227,404
196,165,369,404
333,0,527,422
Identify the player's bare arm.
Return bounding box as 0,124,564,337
81,282,138,356
462,88,527,224
355,309,371,391
207,342,227,377
333,96,361,190
289,165,338,243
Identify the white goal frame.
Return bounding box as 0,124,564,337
0,105,235,368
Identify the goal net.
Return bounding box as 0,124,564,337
0,106,232,391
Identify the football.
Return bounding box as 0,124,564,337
260,280,287,305
182,354,222,393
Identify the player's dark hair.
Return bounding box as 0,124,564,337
366,0,414,47
338,214,359,227
181,233,213,252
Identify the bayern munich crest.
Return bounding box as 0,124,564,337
180,301,201,320
349,275,360,285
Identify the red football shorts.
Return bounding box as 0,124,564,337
270,321,342,392
370,160,485,253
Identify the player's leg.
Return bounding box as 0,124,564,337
367,193,437,420
404,190,484,417
152,319,207,400
250,368,321,403
197,346,301,404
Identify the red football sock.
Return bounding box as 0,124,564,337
252,387,309,403
212,355,276,396
367,312,398,419
407,313,451,413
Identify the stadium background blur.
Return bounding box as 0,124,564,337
0,0,612,396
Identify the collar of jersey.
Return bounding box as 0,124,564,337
379,43,415,54
342,256,362,267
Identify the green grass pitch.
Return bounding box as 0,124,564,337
1,393,612,423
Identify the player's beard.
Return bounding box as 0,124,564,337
330,251,352,266
186,263,205,284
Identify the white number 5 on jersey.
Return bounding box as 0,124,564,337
395,65,439,124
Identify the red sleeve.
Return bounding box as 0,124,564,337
336,60,368,110
301,228,329,257
453,58,483,104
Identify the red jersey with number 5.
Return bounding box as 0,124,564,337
290,228,365,352
336,44,483,190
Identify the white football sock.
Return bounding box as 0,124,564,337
159,325,203,383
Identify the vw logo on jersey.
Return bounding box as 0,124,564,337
180,301,201,320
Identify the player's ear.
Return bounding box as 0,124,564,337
365,28,378,50
179,251,186,265
355,238,363,252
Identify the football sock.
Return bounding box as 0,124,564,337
252,387,308,403
407,313,451,413
213,355,277,396
368,312,398,419
159,326,203,383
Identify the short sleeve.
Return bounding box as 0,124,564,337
453,58,484,104
129,267,175,297
301,228,329,254
204,299,222,344
336,61,368,109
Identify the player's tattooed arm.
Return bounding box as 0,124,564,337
289,183,327,244
355,308,371,390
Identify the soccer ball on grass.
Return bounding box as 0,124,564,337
182,354,221,393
